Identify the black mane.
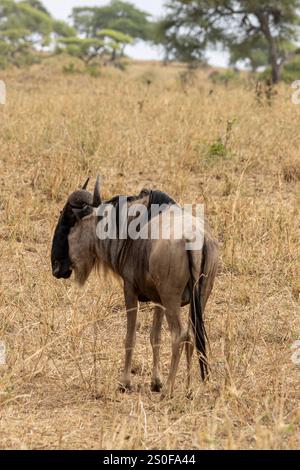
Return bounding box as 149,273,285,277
105,189,176,211
103,189,177,236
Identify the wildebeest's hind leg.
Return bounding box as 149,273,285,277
119,287,138,392
150,306,164,392
161,300,185,398
185,316,195,398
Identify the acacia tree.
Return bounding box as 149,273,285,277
58,30,132,66
97,29,132,59
0,0,74,67
21,0,50,15
0,0,52,66
72,1,153,46
58,37,106,65
158,0,300,83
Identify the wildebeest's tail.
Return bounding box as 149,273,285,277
188,236,218,381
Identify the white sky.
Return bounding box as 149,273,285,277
43,0,228,65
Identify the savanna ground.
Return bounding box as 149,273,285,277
0,59,299,450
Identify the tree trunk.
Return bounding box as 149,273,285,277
257,12,281,84
111,48,116,61
268,36,281,83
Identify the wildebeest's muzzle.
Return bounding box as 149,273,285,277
52,259,72,279
51,212,75,279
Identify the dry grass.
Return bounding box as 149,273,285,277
0,60,299,450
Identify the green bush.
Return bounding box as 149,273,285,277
208,140,228,158
63,62,79,74
257,56,300,83
209,69,240,85
257,67,272,82
86,64,101,78
16,51,41,67
0,56,8,69
281,56,300,83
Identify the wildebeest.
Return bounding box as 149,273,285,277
51,177,218,397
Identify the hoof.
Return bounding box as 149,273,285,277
151,379,163,393
118,382,133,393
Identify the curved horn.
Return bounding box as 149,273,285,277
93,175,101,207
82,177,90,190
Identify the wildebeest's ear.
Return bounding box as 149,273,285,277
72,204,93,221
93,175,102,207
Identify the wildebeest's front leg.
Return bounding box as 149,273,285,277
119,288,138,391
150,306,164,392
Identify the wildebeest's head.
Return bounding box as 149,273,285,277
51,177,101,280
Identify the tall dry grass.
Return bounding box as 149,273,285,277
0,59,299,449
